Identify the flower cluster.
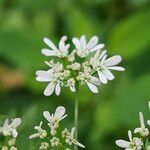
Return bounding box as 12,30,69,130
116,102,150,150
36,35,125,96
29,106,85,149
0,118,22,150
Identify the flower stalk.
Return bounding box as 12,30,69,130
74,90,79,150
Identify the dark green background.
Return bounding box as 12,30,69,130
0,0,150,149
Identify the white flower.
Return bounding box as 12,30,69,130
29,121,47,139
90,50,125,84
1,146,8,150
39,142,49,150
8,139,16,146
36,68,63,96
43,106,67,135
67,62,81,71
77,71,101,93
43,106,67,123
36,35,124,96
42,36,70,58
0,118,21,138
134,112,149,137
50,137,60,147
62,128,69,138
116,130,143,150
86,76,101,93
72,35,104,58
10,146,17,150
66,78,76,92
65,127,85,148
67,50,76,62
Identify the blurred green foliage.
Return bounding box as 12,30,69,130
0,0,150,149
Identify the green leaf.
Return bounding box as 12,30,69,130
91,74,150,141
65,9,104,36
108,9,150,59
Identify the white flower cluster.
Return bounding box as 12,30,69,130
36,35,125,96
29,106,85,149
0,118,21,150
116,102,150,150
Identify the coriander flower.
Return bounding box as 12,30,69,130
50,137,60,147
42,36,70,58
90,50,125,84
36,35,124,96
39,142,49,150
72,35,104,58
0,118,21,138
116,130,143,150
10,146,17,150
8,139,16,146
43,106,67,135
1,146,8,150
29,121,47,139
29,106,85,149
64,127,85,148
134,112,149,137
36,62,66,96
66,78,76,92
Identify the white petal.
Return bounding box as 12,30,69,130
98,50,107,60
80,35,86,49
90,44,104,52
29,133,39,139
90,76,101,85
87,82,99,93
43,37,58,51
36,70,51,77
59,36,66,49
3,119,9,127
44,82,55,96
86,36,98,49
116,140,130,148
70,86,76,92
74,140,85,148
147,120,150,126
139,112,145,128
54,106,67,120
101,54,107,63
11,118,21,128
72,38,81,49
104,55,122,66
102,69,114,80
71,127,75,136
36,77,51,82
107,66,125,71
34,121,43,130
93,50,101,60
55,83,61,96
128,130,132,142
41,48,58,56
98,71,108,84
12,129,18,138
134,128,143,134
36,70,53,81
39,121,43,127
64,44,70,50
43,111,52,122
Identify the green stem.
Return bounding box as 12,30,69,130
142,137,148,150
74,91,79,150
